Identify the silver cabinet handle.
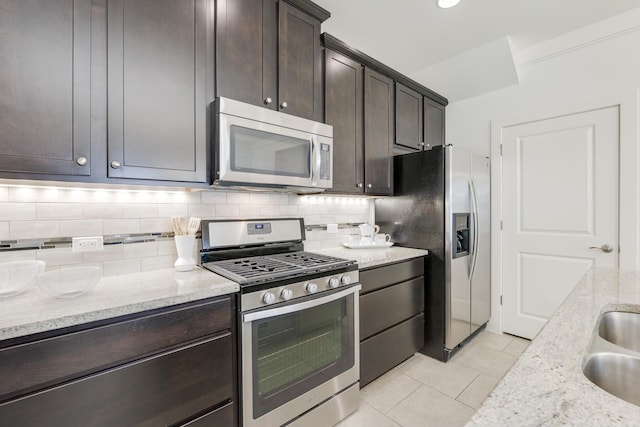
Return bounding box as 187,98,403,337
356,183,363,188
110,161,121,169
589,244,614,253
366,183,373,189
280,101,288,109
76,157,88,166
264,97,272,105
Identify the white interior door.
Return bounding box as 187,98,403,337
501,106,619,339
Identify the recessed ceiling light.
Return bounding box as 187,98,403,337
437,0,461,8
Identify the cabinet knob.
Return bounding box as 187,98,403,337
367,183,373,189
280,101,288,109
76,157,88,166
264,97,272,105
420,142,425,146
356,183,363,188
110,160,121,169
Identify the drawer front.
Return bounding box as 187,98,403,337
0,333,233,427
0,296,232,401
360,314,424,387
180,401,235,427
360,277,424,340
360,257,424,295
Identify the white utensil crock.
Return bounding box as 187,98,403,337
174,235,196,272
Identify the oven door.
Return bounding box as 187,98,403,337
217,112,332,190
241,285,360,427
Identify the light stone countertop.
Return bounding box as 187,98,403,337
310,246,428,270
0,267,238,342
469,267,640,426
1,246,427,342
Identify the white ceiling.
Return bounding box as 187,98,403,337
314,0,640,98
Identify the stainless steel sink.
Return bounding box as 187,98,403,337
582,308,640,407
598,311,640,352
583,352,640,406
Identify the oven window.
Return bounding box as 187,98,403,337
251,293,355,418
230,125,311,177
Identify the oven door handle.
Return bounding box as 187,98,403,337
243,284,361,323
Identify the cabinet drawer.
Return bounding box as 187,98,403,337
0,333,233,427
180,401,235,427
360,257,424,294
360,314,424,387
0,296,232,401
360,277,424,340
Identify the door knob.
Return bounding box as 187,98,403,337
264,97,272,105
76,157,88,166
110,160,121,169
280,101,288,109
366,183,373,189
589,244,614,253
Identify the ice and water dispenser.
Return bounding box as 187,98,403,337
453,213,470,258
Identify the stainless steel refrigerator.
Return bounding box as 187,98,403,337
374,145,490,361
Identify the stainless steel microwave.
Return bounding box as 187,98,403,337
212,97,333,193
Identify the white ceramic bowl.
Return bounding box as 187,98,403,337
0,260,46,298
37,266,102,298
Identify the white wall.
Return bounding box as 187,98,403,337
444,9,640,332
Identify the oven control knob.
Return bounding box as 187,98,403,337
328,277,340,289
262,292,276,305
340,275,352,286
280,288,293,301
306,282,318,294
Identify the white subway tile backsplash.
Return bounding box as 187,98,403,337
122,203,158,218
0,249,37,262
10,221,60,239
37,248,84,267
37,203,83,220
157,204,189,218
103,258,140,276
59,220,103,237
140,217,172,233
9,186,59,203
140,254,175,272
215,204,240,217
0,185,374,277
226,192,252,205
83,203,124,219
0,203,37,221
201,191,227,204
0,222,9,240
103,219,140,235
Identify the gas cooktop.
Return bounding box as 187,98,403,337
202,251,355,285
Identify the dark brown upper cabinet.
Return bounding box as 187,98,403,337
363,68,394,196
216,0,327,121
0,0,91,177
395,83,424,151
106,0,212,183
324,49,364,194
424,96,446,148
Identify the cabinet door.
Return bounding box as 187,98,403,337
424,97,445,148
278,1,323,121
216,0,278,109
363,68,394,195
395,83,423,151
0,0,91,176
107,0,210,182
324,49,363,194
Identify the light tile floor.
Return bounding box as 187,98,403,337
336,331,530,427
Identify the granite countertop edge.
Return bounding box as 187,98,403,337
468,267,640,426
1,246,428,342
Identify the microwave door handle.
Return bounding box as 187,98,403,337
311,137,321,185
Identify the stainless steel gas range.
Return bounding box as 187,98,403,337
200,218,360,427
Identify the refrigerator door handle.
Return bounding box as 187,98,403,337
469,178,480,280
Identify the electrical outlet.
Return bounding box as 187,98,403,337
72,236,104,253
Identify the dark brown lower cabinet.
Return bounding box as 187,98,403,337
0,296,236,427
359,258,425,386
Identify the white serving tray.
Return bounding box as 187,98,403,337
342,242,394,249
